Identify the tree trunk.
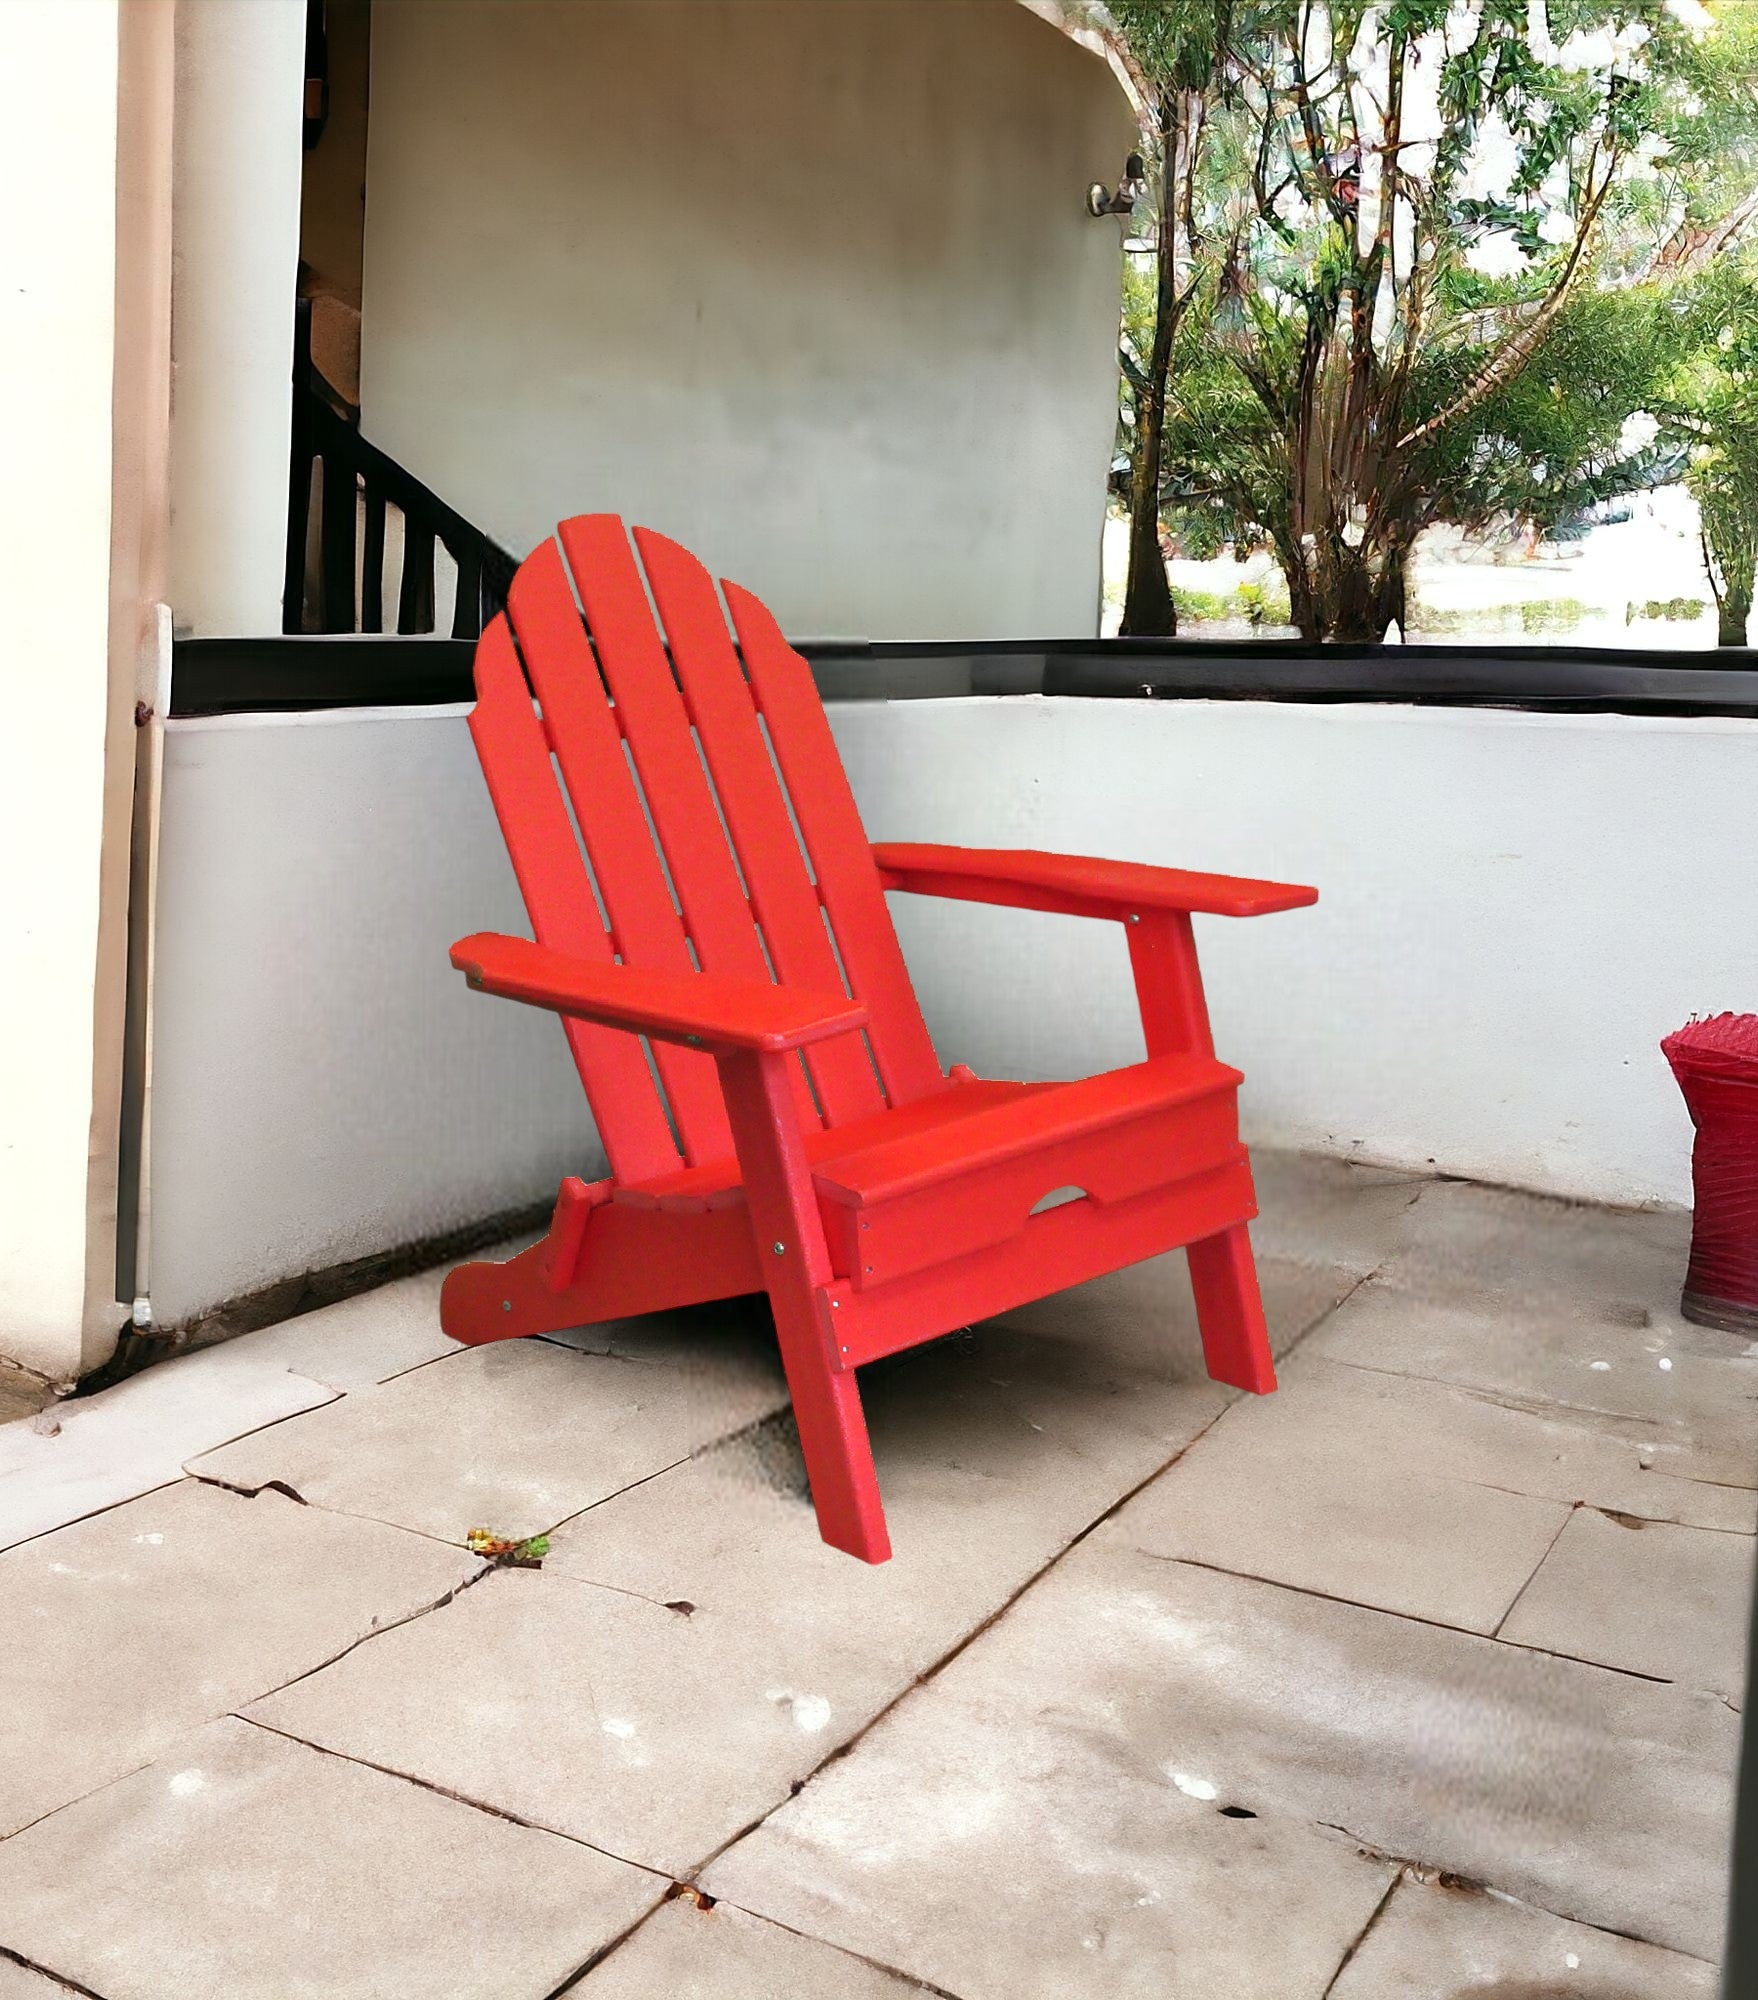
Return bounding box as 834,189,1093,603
1121,415,1176,635
1121,99,1182,639
1271,530,1409,643
1718,586,1751,648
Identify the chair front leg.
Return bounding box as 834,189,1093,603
1126,908,1277,1395
716,1047,892,1563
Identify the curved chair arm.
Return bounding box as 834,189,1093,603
450,933,869,1055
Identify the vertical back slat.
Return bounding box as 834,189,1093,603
637,528,887,1128
399,518,435,633
558,516,821,1141
361,490,386,633
507,543,733,1164
468,616,682,1183
724,580,944,1108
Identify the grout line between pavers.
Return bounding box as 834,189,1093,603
669,1263,1394,1892
1130,1547,1705,1691
0,1943,113,2000
1318,1864,1405,1997
232,1712,663,1877
699,1897,970,1998
1492,1502,1583,1640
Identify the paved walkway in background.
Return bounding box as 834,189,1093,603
0,1155,1749,1998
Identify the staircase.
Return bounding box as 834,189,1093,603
284,301,518,640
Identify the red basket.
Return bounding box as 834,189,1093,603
1662,1013,1758,1334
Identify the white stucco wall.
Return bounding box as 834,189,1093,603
146,695,1754,1324
168,0,306,637
148,711,591,1329
0,2,123,1380
359,0,1134,639
835,698,1758,1210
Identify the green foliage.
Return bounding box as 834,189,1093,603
1090,0,1758,638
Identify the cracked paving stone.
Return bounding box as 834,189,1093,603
0,1718,663,2000
1500,1507,1754,1701
0,1479,480,1838
0,1341,335,1555
225,1262,464,1394
701,1601,1397,1997
561,1895,932,1997
1116,1343,1751,1640
188,1332,788,1544
247,1312,1236,1879
0,1957,80,1999
941,1539,1732,1959
1305,1274,1758,1508
1111,1352,1583,1632
1328,1874,1718,1998
1373,1178,1695,1313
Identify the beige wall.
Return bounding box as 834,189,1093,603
0,3,127,1380
169,0,307,638
360,0,1134,639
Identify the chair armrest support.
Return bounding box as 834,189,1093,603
871,843,1317,921
449,933,869,1055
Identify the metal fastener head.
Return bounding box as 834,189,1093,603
684,1033,702,1048
501,1301,511,1312
772,1240,786,1255
1127,912,1140,924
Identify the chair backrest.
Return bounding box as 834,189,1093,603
469,515,945,1183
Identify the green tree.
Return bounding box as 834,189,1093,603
1093,0,1727,641
1657,260,1758,645
1092,1,1236,635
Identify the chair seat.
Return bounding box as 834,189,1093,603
617,1053,1243,1290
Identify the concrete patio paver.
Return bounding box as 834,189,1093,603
230,1262,463,1393
0,1339,335,1554
1329,1874,1718,1998
1235,1152,1429,1275
1373,1176,1695,1312
248,1307,1236,1877
0,1363,53,1430
980,1243,1363,1361
0,1151,1742,1995
0,1717,663,2000
1500,1505,1754,1699
701,1609,1400,2000
1026,1539,1732,1955
188,1332,788,1544
562,1892,936,1997
0,1479,480,1838
1306,1271,1758,1505
1112,1351,1573,1631
0,1956,78,1999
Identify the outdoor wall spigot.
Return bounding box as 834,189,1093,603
1087,152,1146,218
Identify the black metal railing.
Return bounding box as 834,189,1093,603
284,303,518,639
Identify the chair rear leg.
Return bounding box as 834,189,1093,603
1187,1222,1277,1394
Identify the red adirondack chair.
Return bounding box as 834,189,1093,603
442,516,1317,1563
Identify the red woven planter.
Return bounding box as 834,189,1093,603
1663,1014,1758,1334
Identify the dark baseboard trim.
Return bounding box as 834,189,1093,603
170,634,1758,720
